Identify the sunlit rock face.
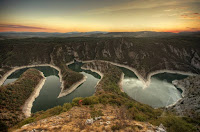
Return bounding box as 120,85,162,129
122,77,183,108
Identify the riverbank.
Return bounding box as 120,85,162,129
172,80,185,97
81,60,125,94
146,69,197,88
118,73,124,92
0,68,45,129
167,75,200,118
57,75,87,98
1,60,197,110
0,67,20,86
82,64,125,92
80,60,148,88
78,59,197,88
22,72,46,117
77,60,198,109
0,64,64,89
81,67,104,93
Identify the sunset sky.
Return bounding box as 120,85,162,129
0,0,200,33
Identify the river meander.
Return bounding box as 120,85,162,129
2,62,189,112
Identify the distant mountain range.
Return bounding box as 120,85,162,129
0,31,200,38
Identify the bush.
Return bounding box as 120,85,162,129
72,97,84,106
16,117,35,128
90,109,104,119
125,102,134,109
150,115,197,132
82,96,99,105
63,103,72,112
108,98,122,106
46,106,63,117
134,113,148,121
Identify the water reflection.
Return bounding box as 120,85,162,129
3,65,100,112
120,67,188,108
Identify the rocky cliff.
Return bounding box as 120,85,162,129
1,37,199,81
168,75,200,119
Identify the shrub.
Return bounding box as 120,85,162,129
16,117,35,128
72,97,84,106
125,102,134,109
134,113,148,121
82,96,99,105
150,115,197,132
90,109,104,119
48,106,63,116
63,103,72,112
108,98,122,106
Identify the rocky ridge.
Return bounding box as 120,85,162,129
15,104,165,132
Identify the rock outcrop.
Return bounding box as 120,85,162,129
168,75,200,119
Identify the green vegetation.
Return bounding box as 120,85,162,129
0,36,199,76
0,35,198,132
61,64,83,90
71,96,99,106
13,62,199,131
150,115,199,132
13,103,73,129
90,109,104,119
0,68,43,130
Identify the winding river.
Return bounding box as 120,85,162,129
2,62,190,113
3,63,100,113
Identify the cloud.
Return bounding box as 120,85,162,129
87,0,200,15
186,27,200,31
0,24,47,30
180,12,200,19
186,27,198,30
164,9,173,12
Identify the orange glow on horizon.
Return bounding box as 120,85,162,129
1,25,200,33
0,0,199,33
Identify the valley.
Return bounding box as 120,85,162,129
0,36,200,131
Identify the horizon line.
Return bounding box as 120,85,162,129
1,31,200,34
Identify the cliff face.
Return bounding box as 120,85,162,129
1,37,199,81
168,76,200,119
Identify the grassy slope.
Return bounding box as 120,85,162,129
0,68,43,131
13,62,199,132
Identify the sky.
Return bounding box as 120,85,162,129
0,0,200,33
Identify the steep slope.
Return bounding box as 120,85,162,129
15,104,159,132
0,69,44,130
0,37,199,81
168,75,200,119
